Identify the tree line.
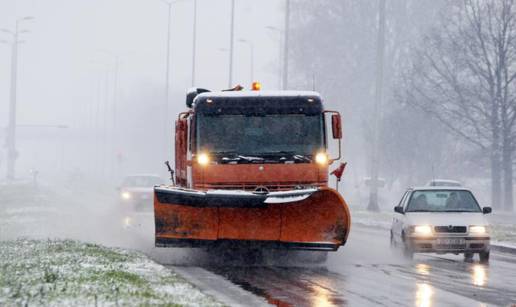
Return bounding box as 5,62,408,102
290,0,515,211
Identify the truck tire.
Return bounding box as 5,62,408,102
464,252,474,262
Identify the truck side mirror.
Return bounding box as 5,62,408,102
394,206,404,214
482,207,492,214
331,114,342,139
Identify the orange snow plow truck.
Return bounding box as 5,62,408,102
154,85,351,251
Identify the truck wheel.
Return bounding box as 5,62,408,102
464,252,474,262
479,251,490,264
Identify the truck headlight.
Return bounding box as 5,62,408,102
315,152,328,165
413,225,433,236
197,153,210,166
469,226,487,234
121,191,131,200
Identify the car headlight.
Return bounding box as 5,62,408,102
413,225,433,236
121,191,131,200
469,225,487,234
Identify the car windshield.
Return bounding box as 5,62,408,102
122,176,163,187
196,114,324,157
406,190,481,212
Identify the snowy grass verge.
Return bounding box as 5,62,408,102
0,239,224,307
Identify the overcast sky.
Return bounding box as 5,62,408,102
0,0,284,128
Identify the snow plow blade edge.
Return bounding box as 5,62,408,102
154,187,351,251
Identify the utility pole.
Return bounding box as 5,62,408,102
282,0,290,90
228,0,235,87
367,0,386,212
161,0,177,163
6,28,18,180
191,0,197,86
266,26,283,89
164,1,172,107
237,39,254,84
1,16,34,180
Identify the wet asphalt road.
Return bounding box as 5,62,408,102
193,226,516,307
127,210,516,307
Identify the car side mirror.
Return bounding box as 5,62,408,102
394,206,404,214
482,207,492,214
331,114,342,139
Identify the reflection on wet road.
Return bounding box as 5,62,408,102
203,226,516,306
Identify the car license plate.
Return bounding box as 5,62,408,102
436,238,465,245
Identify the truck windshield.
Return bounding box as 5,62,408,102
196,114,324,157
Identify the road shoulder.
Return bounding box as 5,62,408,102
173,266,273,307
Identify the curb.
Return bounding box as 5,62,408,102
491,244,516,254
172,266,273,307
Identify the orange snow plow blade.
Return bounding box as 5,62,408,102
154,187,351,250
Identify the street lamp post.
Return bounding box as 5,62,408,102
266,26,283,89
367,0,386,212
161,0,173,113
228,0,235,87
237,39,254,84
191,0,197,86
1,16,34,180
97,51,121,179
160,0,193,161
282,0,290,90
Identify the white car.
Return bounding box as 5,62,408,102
119,174,164,212
391,187,491,263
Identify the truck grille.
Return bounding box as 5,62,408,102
196,182,325,192
434,226,467,233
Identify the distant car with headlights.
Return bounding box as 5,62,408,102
391,187,491,263
119,175,164,211
426,179,462,187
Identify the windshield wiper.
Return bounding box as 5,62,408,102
258,151,312,162
215,152,264,163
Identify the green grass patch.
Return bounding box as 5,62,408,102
0,239,223,306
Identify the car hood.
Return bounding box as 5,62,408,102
405,212,488,226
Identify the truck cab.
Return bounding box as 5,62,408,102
175,90,341,192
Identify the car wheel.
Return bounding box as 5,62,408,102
479,251,490,264
401,231,413,259
464,252,474,262
403,245,413,259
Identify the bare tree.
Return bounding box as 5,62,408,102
403,0,516,210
